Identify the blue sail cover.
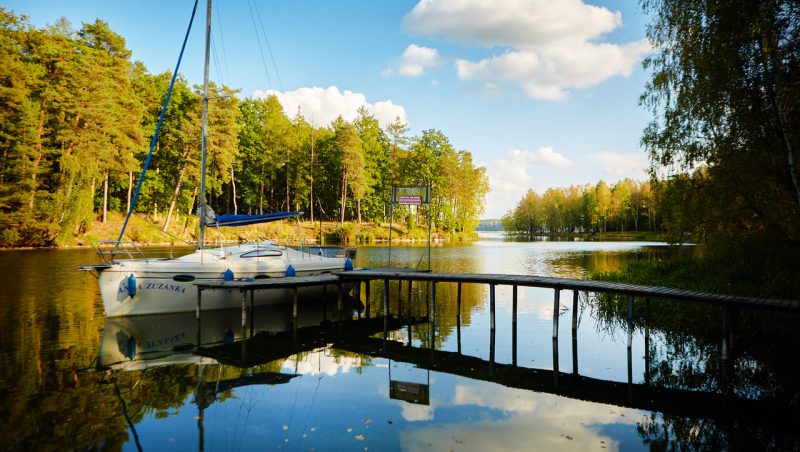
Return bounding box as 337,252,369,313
212,211,302,227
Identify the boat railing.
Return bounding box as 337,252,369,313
92,240,148,264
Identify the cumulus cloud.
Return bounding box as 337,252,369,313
403,0,650,100
482,147,572,218
592,152,648,177
253,85,408,129
384,44,442,77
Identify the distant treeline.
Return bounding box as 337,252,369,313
503,179,660,236
0,9,488,247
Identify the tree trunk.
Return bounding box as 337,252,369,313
183,186,198,235
102,171,109,223
127,171,133,214
163,161,188,232
230,164,238,214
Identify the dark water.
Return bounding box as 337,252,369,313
0,236,798,451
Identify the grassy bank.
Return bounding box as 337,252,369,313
591,245,800,299
55,212,478,248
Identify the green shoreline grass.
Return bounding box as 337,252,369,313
591,245,800,300
6,211,478,248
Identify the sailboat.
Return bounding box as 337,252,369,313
80,0,353,317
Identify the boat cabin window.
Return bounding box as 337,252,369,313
241,249,283,258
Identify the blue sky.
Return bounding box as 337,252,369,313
5,0,654,219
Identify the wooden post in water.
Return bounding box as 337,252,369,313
354,281,361,319
572,290,579,375
456,282,462,354
196,288,202,349
400,279,414,318
431,281,437,357
241,290,247,331
627,295,634,399
196,288,202,320
512,285,518,366
645,297,651,384
490,284,496,338
337,282,343,321
250,291,255,338
365,280,371,319
383,278,389,335
292,287,299,323
552,338,559,389
722,304,730,361
552,288,561,339
407,280,413,318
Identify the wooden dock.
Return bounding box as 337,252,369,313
336,269,800,312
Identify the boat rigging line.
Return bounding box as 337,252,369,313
115,0,199,249
247,0,284,91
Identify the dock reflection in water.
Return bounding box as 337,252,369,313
92,286,800,451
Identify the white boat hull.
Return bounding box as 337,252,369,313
93,243,351,316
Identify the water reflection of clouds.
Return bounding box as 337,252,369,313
402,381,645,452
282,349,364,376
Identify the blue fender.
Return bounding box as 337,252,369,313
127,274,137,298
285,265,296,277
224,269,235,281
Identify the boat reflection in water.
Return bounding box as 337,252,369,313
97,295,361,371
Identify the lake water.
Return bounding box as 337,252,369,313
1,235,798,451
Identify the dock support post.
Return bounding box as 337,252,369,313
355,281,361,319
552,338,559,388
645,297,651,384
196,288,202,349
293,287,299,323
337,282,343,321
456,282,462,354
365,280,371,319
250,291,255,338
627,295,634,399
572,290,579,375
241,290,247,331
407,280,412,319
512,285,518,366
196,288,202,320
552,288,560,339
490,284,496,374
490,284,496,338
431,281,437,357
383,278,389,335
722,305,730,361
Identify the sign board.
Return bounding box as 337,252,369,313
393,186,430,206
390,380,430,405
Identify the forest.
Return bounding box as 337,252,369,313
503,178,662,237
0,8,488,247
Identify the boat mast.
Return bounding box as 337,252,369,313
198,0,212,250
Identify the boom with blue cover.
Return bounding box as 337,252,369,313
211,212,303,227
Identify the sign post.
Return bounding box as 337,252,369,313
389,186,431,269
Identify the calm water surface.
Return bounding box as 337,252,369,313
1,235,798,451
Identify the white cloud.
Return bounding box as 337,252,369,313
403,0,651,100
401,385,645,451
385,44,443,77
481,147,572,218
252,85,408,129
592,152,648,177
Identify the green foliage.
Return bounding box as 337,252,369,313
505,179,657,235
593,245,800,299
0,8,488,247
640,0,800,246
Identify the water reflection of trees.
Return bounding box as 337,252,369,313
592,293,800,449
